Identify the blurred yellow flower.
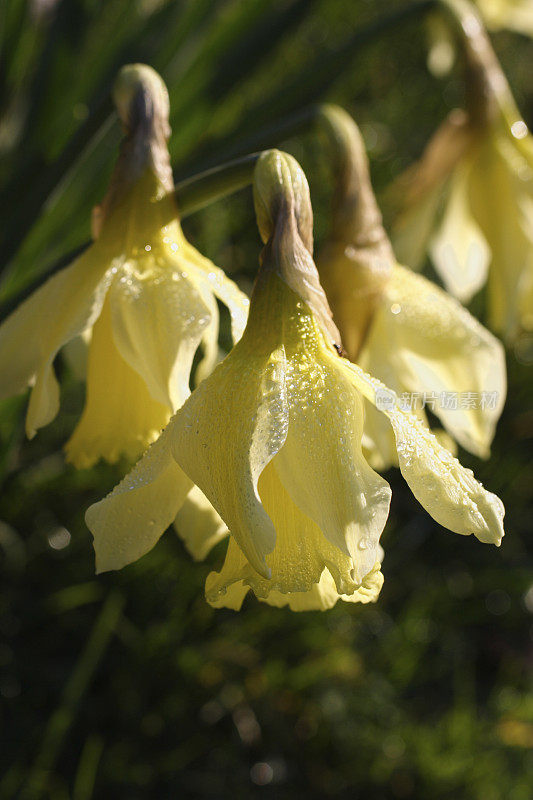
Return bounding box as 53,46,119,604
317,105,505,468
476,0,533,35
426,1,533,79
86,151,505,612
0,64,248,468
391,0,533,342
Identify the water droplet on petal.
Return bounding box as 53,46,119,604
511,120,528,140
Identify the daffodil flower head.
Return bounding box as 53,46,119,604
426,0,533,79
475,0,533,36
0,64,249,468
390,0,533,344
86,149,505,612
316,105,506,468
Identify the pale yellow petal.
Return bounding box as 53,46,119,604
361,404,399,471
361,400,430,471
173,485,228,561
478,0,533,35
27,365,60,439
470,132,533,339
170,333,289,579
265,564,384,611
390,110,474,270
194,290,220,385
432,429,458,456
0,244,112,436
358,301,431,471
273,321,391,583
518,257,533,331
430,161,490,302
360,264,506,458
206,459,379,610
85,418,192,572
64,297,171,468
392,180,446,271
344,362,505,545
62,330,91,381
108,261,212,410
180,237,249,343
208,563,384,612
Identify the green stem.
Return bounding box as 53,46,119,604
171,107,321,216
175,152,262,217
18,592,124,800
437,0,517,125
72,735,105,800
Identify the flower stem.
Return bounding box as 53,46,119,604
437,0,517,125
18,591,124,800
175,152,262,217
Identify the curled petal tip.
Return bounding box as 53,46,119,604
113,63,170,133
253,149,313,251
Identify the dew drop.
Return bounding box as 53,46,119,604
344,245,357,259
511,120,528,140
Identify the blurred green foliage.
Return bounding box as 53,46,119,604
0,0,532,798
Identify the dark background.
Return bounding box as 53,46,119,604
0,1,532,797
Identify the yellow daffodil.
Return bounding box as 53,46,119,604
391,0,533,343
426,1,533,79
317,105,505,468
476,0,533,35
86,150,505,612
0,64,248,468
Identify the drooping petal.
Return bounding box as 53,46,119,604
272,314,391,583
194,289,220,385
263,564,384,612
478,0,533,36
173,485,228,561
85,417,192,572
0,244,113,436
470,131,533,338
360,397,431,471
208,562,384,612
357,305,432,471
179,236,249,343
108,260,212,410
164,224,249,384
344,362,505,546
360,264,506,458
62,330,91,381
169,327,289,579
391,180,447,271
206,459,382,610
430,160,490,302
390,109,474,270
64,297,171,468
